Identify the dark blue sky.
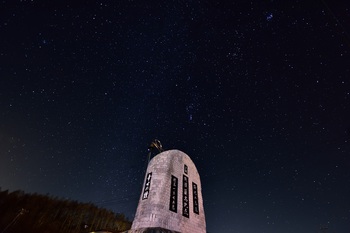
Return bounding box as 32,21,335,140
1,1,350,232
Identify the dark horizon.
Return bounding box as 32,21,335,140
1,1,349,232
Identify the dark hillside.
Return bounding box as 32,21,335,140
0,188,131,233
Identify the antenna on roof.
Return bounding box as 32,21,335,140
147,139,163,163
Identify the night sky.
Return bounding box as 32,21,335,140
1,1,350,232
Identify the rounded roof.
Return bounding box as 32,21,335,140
149,149,199,175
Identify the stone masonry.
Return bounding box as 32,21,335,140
130,149,206,233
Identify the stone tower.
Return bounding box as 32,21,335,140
129,149,206,233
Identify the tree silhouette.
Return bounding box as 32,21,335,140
0,188,131,233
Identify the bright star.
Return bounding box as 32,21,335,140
266,13,273,21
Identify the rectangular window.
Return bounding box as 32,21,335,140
182,175,189,218
184,164,188,174
169,175,178,212
142,172,152,200
192,182,199,214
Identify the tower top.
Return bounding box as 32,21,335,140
148,139,164,153
147,139,164,163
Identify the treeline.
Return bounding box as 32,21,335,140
0,188,131,233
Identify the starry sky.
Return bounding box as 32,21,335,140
1,1,350,232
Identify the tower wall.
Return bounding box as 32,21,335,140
131,150,206,233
